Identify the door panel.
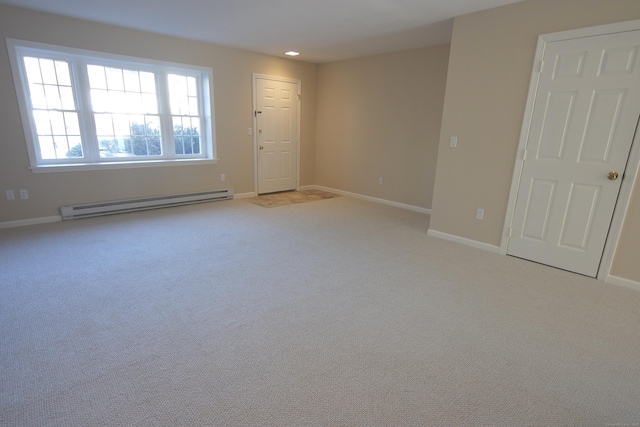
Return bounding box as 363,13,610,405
558,184,599,250
579,89,626,163
522,179,556,241
265,152,275,180
508,30,640,277
256,78,298,194
282,151,291,179
537,91,576,159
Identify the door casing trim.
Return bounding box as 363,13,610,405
501,19,640,281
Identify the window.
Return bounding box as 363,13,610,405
7,39,215,172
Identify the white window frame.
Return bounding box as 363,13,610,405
7,38,216,173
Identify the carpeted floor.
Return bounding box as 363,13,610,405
1,196,640,426
246,189,339,208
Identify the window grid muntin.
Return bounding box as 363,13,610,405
168,74,202,156
22,56,83,160
87,64,164,159
94,113,163,158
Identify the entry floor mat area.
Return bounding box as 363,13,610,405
246,189,339,208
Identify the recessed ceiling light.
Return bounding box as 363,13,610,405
285,51,300,57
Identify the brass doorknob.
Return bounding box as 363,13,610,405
259,145,264,150
607,171,619,181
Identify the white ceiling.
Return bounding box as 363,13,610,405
0,0,525,63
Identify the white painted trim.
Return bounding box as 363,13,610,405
252,74,301,195
541,19,640,42
500,31,547,255
427,229,501,253
233,192,257,199
0,216,62,229
599,117,640,281
606,275,640,292
7,38,217,170
310,185,431,214
502,20,640,282
26,159,218,173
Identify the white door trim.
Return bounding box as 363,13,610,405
600,111,640,280
501,19,640,281
252,73,301,194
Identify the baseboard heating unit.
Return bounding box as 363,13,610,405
60,189,234,220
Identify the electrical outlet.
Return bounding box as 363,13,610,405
221,173,226,182
379,177,383,185
248,128,253,136
5,190,15,200
19,189,29,200
476,208,484,220
450,136,458,148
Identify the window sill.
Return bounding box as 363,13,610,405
29,158,217,173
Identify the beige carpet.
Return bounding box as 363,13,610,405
1,197,640,426
246,189,339,208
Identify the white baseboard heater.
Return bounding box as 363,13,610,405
61,189,234,220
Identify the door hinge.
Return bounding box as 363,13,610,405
254,110,262,117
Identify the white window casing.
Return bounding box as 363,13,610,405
7,38,216,172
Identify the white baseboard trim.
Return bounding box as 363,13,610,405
0,215,62,229
309,185,431,214
606,275,640,291
427,229,501,253
233,192,257,199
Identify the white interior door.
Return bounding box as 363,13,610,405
507,30,640,277
255,76,299,194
